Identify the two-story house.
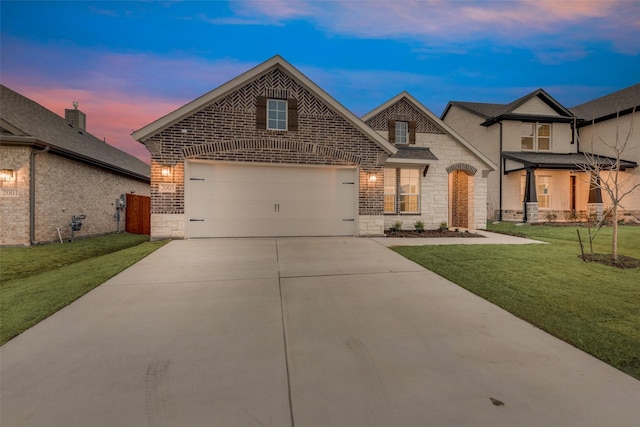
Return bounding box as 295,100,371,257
571,84,640,222
441,88,638,222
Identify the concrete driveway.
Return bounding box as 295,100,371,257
1,237,639,426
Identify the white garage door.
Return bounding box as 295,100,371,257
187,162,357,237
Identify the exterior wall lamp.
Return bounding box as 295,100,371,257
161,166,172,177
368,173,377,183
0,169,15,183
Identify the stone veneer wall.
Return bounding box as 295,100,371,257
144,67,389,239
0,146,150,245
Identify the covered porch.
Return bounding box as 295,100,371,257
500,152,637,222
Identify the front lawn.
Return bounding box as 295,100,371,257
392,223,640,380
0,233,168,344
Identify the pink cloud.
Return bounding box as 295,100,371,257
224,0,640,54
5,82,180,164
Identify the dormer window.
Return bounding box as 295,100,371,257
395,121,408,144
521,122,551,151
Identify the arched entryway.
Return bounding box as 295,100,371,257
447,163,477,229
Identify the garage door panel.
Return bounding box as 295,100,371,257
187,163,356,238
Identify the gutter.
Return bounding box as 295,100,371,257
30,145,50,245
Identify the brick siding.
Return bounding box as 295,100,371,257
144,67,388,221
0,146,150,246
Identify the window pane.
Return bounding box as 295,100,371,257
537,176,550,208
538,124,550,137
521,123,534,150
538,137,550,151
384,168,396,213
399,169,419,213
395,121,408,144
267,99,287,130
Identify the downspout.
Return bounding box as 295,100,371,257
30,145,50,245
499,122,503,221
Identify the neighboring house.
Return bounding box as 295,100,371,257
441,88,638,222
362,92,495,231
0,85,150,246
132,55,494,240
571,84,640,221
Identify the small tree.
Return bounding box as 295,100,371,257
576,107,639,262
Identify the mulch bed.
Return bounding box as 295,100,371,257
578,253,640,269
385,230,484,238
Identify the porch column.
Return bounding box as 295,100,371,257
587,173,603,222
523,168,538,223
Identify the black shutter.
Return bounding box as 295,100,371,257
256,96,267,129
288,98,298,131
409,121,417,144
388,119,396,144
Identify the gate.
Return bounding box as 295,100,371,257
125,194,151,235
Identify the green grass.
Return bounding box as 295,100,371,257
393,223,640,379
1,233,168,344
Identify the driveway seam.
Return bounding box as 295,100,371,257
276,239,296,427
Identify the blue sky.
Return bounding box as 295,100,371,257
2,0,639,162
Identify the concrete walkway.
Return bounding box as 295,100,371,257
374,229,547,246
1,238,638,426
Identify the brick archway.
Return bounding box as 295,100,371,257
448,165,476,229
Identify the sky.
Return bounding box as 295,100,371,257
1,0,639,163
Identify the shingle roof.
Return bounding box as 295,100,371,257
446,101,508,119
445,89,573,123
389,146,438,161
0,85,149,180
502,151,637,170
570,83,640,121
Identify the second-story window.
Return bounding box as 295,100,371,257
521,122,551,151
395,121,408,144
268,99,287,130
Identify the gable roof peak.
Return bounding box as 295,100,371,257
131,55,396,155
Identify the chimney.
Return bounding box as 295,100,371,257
65,101,86,131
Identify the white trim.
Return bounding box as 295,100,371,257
132,55,396,156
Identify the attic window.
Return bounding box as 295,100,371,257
388,119,417,144
396,121,408,144
256,96,298,131
268,99,287,130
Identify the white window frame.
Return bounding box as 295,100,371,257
384,167,420,214
395,121,408,144
267,99,287,130
521,122,551,151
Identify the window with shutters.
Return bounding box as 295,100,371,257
388,119,416,145
257,96,298,131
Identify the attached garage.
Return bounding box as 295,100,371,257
187,161,357,237
133,56,397,239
